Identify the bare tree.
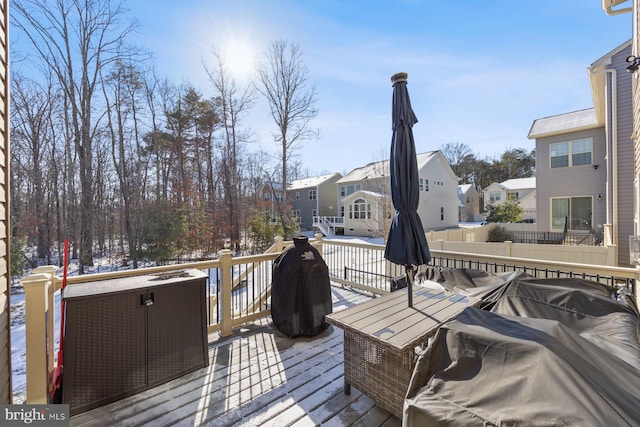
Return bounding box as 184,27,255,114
440,142,473,174
10,74,57,258
257,40,318,237
13,0,136,272
205,49,256,250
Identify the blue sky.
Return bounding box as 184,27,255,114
123,1,630,174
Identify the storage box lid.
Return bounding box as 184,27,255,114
63,268,207,300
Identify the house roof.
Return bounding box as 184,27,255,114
416,151,438,169
529,39,632,140
288,173,341,190
590,38,632,69
336,160,390,184
500,177,536,190
343,189,390,203
262,181,283,191
516,189,536,205
527,109,599,139
588,39,632,124
356,190,389,199
458,184,475,194
336,151,439,184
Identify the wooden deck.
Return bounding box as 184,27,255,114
70,285,401,427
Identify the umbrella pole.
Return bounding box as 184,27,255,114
406,265,414,307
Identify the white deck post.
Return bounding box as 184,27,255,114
22,266,57,403
274,235,284,252
218,250,234,337
314,233,324,256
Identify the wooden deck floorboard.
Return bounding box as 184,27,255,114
70,285,400,427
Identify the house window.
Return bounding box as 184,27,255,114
440,207,444,221
291,210,300,221
551,196,592,230
489,192,501,203
550,138,592,168
341,184,362,198
508,192,519,201
425,179,429,191
309,190,317,200
340,205,344,217
466,196,470,204
263,193,271,201
312,209,317,218
420,178,424,191
349,198,371,219
295,191,300,200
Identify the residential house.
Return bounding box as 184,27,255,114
458,184,481,222
335,151,459,237
287,173,342,230
606,1,640,266
528,39,632,266
483,177,537,222
260,181,284,223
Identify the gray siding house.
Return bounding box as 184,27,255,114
287,173,342,230
528,40,633,266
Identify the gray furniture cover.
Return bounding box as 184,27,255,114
404,276,640,426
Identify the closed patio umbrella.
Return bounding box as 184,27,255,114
384,72,431,307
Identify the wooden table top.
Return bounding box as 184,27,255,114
326,287,480,352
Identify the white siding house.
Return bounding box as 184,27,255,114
483,177,536,222
342,190,392,237
458,184,481,222
337,151,459,237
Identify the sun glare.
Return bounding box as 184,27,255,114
222,37,256,84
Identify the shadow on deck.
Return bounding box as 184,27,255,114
70,285,401,427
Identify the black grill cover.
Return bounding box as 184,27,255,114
403,277,640,426
271,236,332,337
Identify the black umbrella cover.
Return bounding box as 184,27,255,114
384,72,431,267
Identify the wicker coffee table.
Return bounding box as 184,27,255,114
326,287,479,418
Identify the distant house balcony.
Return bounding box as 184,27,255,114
313,215,344,236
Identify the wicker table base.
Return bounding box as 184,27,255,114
327,287,479,418
343,328,416,417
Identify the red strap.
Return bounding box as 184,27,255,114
56,240,69,366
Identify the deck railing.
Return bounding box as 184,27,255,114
21,235,640,404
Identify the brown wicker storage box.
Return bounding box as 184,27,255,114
62,269,208,414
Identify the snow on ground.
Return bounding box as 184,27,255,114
10,256,133,404
10,285,26,404
324,235,384,245
9,225,478,403
459,221,485,228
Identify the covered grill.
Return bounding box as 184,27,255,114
271,236,332,337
